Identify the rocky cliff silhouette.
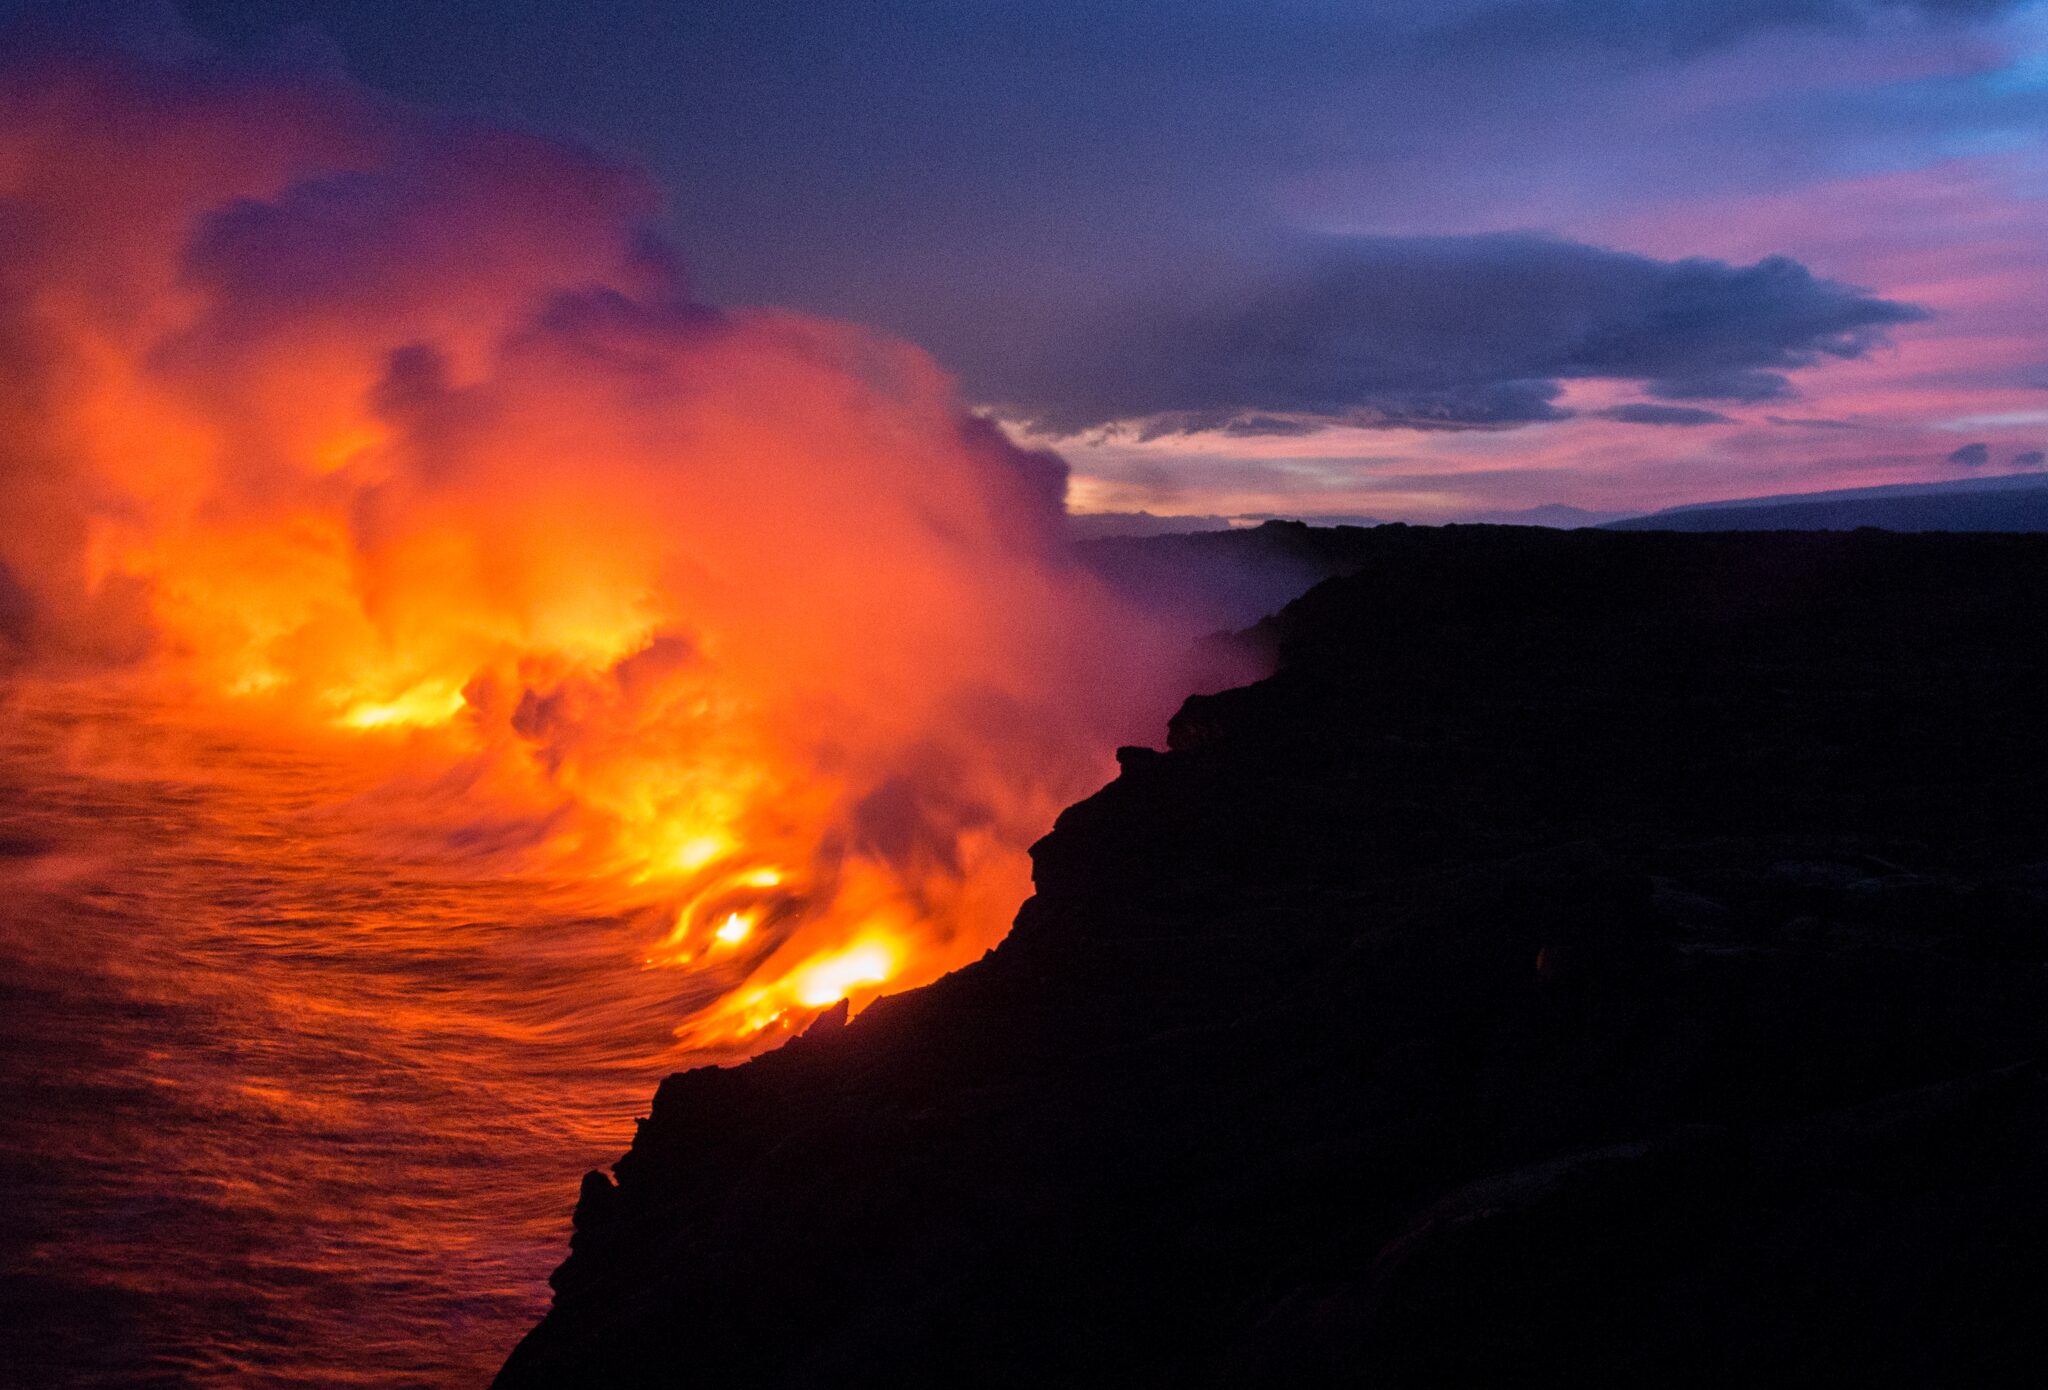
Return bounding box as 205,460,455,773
498,526,2048,1388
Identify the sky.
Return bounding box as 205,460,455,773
14,0,2048,519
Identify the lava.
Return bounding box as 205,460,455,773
0,46,1193,1051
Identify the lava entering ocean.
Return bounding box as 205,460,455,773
0,47,1194,1050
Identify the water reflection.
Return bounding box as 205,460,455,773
0,700,711,1387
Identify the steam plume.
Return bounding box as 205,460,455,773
0,45,1188,1045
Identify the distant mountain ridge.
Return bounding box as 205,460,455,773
1069,471,2048,542
1068,504,1623,539
1066,511,1239,540
1455,503,1636,528
1610,471,2048,532
1659,469,2048,513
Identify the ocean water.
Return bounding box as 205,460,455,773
0,699,720,1387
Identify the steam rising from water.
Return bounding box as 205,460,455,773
0,47,1196,1047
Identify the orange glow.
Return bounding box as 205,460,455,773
792,943,895,1007
0,52,1197,1052
337,682,468,730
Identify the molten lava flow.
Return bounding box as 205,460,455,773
0,49,1198,1052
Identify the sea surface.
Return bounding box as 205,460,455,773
0,698,720,1387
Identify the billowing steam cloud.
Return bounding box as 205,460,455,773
0,46,1190,1045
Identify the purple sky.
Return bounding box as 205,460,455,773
15,0,2048,519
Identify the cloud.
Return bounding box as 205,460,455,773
102,0,2032,487
1650,370,1799,404
1222,415,1327,438
2014,449,2046,469
1127,411,1330,442
1766,415,1862,429
1949,441,1992,466
990,235,1921,437
1594,404,1735,426
1437,0,2027,59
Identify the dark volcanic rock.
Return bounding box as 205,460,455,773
498,527,2048,1388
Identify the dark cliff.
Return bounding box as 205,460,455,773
499,526,2048,1388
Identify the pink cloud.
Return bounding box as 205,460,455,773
1066,152,2048,520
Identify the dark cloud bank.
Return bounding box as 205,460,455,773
1594,404,1735,427
987,234,1923,438
30,2,1993,451
1949,444,2046,470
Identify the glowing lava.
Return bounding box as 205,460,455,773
0,47,1195,1052
793,943,895,1007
